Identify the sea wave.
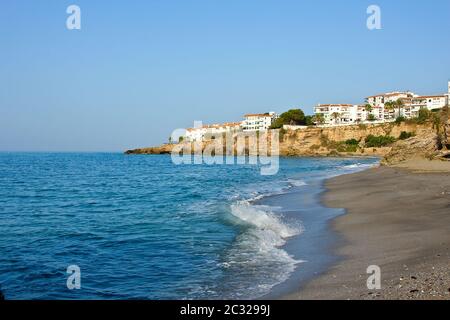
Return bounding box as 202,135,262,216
218,201,303,298
287,179,307,187
230,202,300,239
230,179,307,204
342,162,378,170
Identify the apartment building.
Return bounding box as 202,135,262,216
185,122,242,142
314,102,394,125
184,111,279,142
314,104,357,125
242,112,278,131
366,91,417,106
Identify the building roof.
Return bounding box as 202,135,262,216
244,113,272,118
186,121,243,132
366,91,413,99
414,95,446,99
316,104,354,107
223,122,243,126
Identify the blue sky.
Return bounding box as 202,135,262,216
1,0,449,151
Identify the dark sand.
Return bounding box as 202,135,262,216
286,164,450,300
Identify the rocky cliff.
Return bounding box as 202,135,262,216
382,111,450,165
125,114,450,164
125,144,173,155
278,122,430,157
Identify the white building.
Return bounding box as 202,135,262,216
185,127,208,142
313,104,382,125
185,122,242,142
412,95,447,111
314,104,356,125
314,102,393,125
366,91,417,106
242,112,278,131
366,91,418,120
447,80,450,103
399,94,448,118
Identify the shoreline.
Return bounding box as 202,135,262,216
258,177,345,300
257,159,379,300
284,161,450,300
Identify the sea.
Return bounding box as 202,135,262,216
0,153,379,299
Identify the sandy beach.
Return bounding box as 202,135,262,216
286,161,450,300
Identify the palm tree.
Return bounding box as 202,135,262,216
384,101,395,120
313,113,325,125
364,104,374,121
331,112,341,125
384,101,394,111
395,99,404,118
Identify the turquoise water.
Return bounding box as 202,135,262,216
0,153,378,299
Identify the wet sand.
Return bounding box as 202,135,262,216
286,162,450,300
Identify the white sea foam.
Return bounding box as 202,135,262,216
342,162,378,170
287,179,307,187
219,201,304,298
230,202,300,239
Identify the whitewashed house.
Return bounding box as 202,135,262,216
185,127,208,142
314,104,364,125
366,91,418,120
242,112,278,131
185,122,242,142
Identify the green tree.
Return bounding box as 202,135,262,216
312,113,325,125
384,101,394,111
417,107,432,123
305,115,314,126
364,104,373,113
270,109,307,129
395,99,404,118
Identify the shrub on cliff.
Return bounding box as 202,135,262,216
395,116,406,124
365,135,396,148
324,139,360,153
337,143,358,153
345,139,359,146
278,128,287,141
399,131,415,140
417,108,432,124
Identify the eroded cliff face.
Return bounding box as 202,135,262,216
382,114,450,165
279,122,433,157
